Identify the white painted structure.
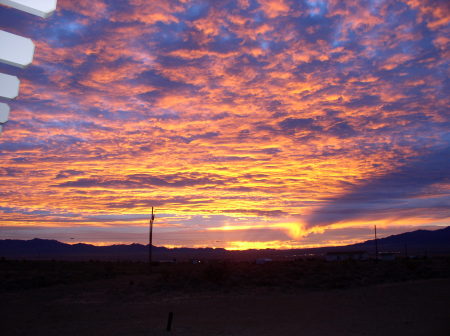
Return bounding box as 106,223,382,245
0,0,57,18
0,103,11,123
0,103,9,134
0,73,20,99
255,258,272,264
0,30,35,68
379,252,399,261
325,251,369,261
0,0,57,134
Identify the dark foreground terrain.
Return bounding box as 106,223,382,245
1,258,449,335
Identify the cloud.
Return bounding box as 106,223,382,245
278,118,322,134
106,197,212,209
54,173,233,189
326,121,357,138
1,0,449,247
306,146,450,227
222,209,288,217
55,170,85,179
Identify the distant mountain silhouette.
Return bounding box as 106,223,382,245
351,226,450,250
0,238,229,261
321,226,450,256
0,226,448,261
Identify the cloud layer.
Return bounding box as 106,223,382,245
0,0,449,248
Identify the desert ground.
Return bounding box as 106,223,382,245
1,259,449,335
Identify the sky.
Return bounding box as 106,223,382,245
0,0,449,249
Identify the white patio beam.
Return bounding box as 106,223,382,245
0,103,10,123
0,30,35,68
0,0,57,18
0,103,10,135
0,73,20,99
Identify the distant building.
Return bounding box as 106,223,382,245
158,259,176,264
255,258,272,264
325,251,369,261
378,252,399,261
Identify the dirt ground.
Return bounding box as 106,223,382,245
1,277,449,336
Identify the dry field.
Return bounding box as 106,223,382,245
1,259,449,335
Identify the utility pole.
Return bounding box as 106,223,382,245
148,207,155,272
374,225,379,261
404,240,408,258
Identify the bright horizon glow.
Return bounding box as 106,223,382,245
0,0,449,250
59,236,368,250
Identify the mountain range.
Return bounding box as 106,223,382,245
0,226,449,261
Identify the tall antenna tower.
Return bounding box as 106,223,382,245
148,207,155,271
374,225,379,261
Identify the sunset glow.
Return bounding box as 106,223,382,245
0,0,449,249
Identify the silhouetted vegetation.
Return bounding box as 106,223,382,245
0,259,146,292
1,257,449,293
